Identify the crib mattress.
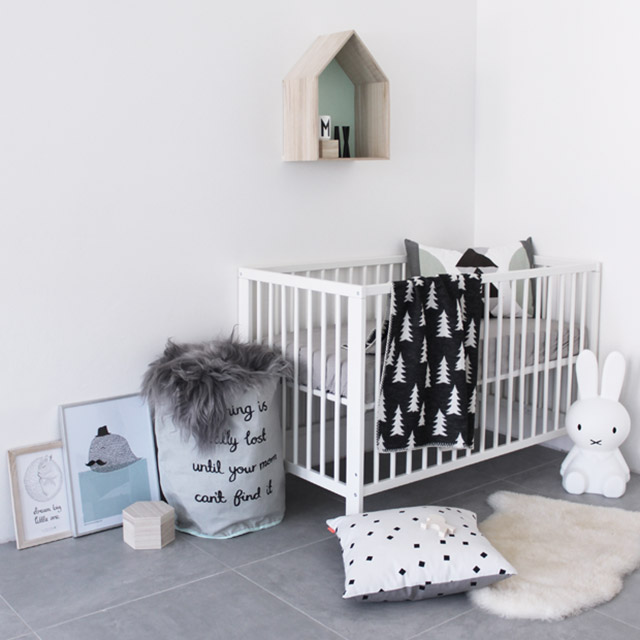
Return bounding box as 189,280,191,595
278,318,582,403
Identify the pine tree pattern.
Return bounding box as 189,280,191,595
405,280,414,303
389,288,398,318
400,311,413,342
408,384,420,412
456,343,466,371
426,282,438,309
436,356,450,385
418,403,426,427
376,274,483,452
432,409,447,437
393,352,406,383
385,338,397,368
437,310,451,338
465,318,477,348
391,405,404,436
455,301,465,331
465,354,474,384
447,385,461,415
378,391,387,422
468,387,477,414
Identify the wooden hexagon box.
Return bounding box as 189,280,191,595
123,501,175,550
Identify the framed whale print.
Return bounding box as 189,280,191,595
60,394,160,536
8,441,73,549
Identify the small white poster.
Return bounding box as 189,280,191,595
8,442,73,549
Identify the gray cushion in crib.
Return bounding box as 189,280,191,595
404,238,536,317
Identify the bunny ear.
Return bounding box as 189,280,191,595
576,350,599,399
600,351,626,401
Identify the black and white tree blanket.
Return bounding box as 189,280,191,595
376,274,484,452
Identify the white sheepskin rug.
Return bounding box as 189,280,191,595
469,491,640,621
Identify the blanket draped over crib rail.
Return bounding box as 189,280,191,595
376,274,484,452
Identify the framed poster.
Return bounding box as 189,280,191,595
7,441,73,549
60,393,160,536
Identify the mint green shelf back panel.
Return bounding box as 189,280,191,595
318,59,355,156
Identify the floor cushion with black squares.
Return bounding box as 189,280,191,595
327,505,516,602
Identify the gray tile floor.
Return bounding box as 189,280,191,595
2,446,640,640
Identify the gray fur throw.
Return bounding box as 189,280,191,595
142,337,291,449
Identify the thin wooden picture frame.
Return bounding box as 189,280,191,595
60,393,160,536
7,440,73,550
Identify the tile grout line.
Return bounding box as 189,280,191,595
30,568,231,634
234,569,349,640
593,608,640,632
405,606,476,640
1,593,42,640
428,459,563,506
497,459,564,482
179,527,334,569
180,534,235,569
233,534,335,570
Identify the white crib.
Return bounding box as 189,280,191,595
238,255,601,514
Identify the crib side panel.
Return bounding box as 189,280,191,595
238,258,602,509
238,260,403,502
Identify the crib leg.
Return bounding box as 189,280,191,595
345,295,367,515
345,470,364,515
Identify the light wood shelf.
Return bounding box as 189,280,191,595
283,30,390,162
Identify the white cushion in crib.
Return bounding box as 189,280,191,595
327,505,515,602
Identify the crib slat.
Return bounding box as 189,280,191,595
565,273,578,413
541,276,555,434
306,289,313,469
493,283,504,448
579,271,588,354
518,276,531,441
256,283,263,342
530,275,543,438
553,275,566,431
345,294,367,514
237,277,253,342
506,282,517,445
319,292,328,476
589,267,602,356
292,288,300,465
479,282,491,452
334,292,342,482
373,293,384,484
267,283,274,347
281,285,288,453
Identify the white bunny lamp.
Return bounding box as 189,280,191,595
560,350,631,498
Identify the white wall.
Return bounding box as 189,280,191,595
476,2,640,468
0,1,477,542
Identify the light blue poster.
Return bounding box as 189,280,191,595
79,459,151,523
61,394,160,536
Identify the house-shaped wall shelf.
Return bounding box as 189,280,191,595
283,30,389,162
